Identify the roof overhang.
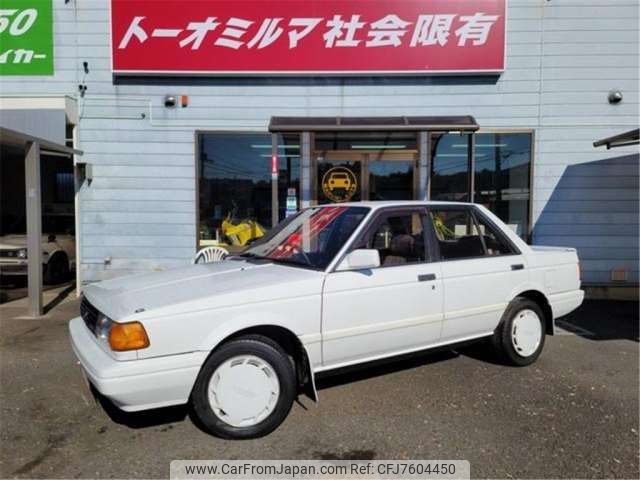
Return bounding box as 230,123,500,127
0,126,83,156
593,128,640,149
269,116,479,132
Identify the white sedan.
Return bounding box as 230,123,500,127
69,201,584,439
0,233,75,284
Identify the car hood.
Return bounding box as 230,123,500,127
83,259,324,321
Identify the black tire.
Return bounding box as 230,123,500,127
43,253,70,285
491,297,546,366
190,334,296,439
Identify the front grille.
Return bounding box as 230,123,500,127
80,296,100,335
0,250,19,258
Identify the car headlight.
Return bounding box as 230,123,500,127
96,314,113,345
17,249,27,259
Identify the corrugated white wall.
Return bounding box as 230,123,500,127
1,0,637,284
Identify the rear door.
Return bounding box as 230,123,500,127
321,208,443,368
426,206,527,342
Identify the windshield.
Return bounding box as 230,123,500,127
241,206,369,270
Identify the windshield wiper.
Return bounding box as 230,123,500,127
232,252,273,263
268,257,317,270
236,252,259,258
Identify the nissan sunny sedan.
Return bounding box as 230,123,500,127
70,201,584,439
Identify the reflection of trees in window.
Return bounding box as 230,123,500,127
369,162,413,201
198,133,300,245
430,133,471,202
429,132,532,238
474,133,532,238
199,133,273,244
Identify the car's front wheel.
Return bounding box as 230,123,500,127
491,297,546,366
190,335,296,439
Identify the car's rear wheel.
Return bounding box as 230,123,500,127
491,297,546,366
190,335,296,439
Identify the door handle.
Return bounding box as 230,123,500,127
418,273,436,282
511,264,525,271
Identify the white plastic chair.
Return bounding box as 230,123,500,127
193,246,229,264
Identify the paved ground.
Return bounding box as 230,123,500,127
0,276,74,304
0,290,638,479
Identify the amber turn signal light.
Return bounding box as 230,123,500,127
108,321,150,351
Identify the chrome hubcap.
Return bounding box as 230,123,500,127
511,309,542,357
208,355,280,427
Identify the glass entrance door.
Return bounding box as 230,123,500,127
316,152,363,204
314,132,418,204
369,151,414,201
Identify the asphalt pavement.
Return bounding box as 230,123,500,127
0,291,638,479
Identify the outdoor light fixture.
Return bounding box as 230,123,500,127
608,90,623,104
164,95,189,108
251,144,301,149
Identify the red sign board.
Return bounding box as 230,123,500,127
111,0,506,75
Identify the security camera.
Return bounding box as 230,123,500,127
164,95,177,108
608,90,623,104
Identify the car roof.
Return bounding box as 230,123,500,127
315,200,475,210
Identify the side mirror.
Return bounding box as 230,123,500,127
336,249,380,271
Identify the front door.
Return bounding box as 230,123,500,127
426,206,527,342
321,208,443,368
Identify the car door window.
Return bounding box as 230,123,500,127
429,209,485,260
358,211,427,267
429,209,514,260
472,212,516,256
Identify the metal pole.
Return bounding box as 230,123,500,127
418,131,428,200
469,133,476,203
73,124,82,296
25,141,43,317
271,133,279,227
301,132,312,208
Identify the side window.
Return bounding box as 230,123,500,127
430,209,485,260
473,212,515,256
362,211,427,267
429,209,514,260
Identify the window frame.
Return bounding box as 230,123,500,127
425,205,521,263
337,206,436,271
194,130,303,250
472,128,535,242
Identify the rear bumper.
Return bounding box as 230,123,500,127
68,317,206,412
549,290,585,320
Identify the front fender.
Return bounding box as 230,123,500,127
198,313,321,403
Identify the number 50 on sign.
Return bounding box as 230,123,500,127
0,0,53,75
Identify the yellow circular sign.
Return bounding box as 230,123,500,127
321,167,358,203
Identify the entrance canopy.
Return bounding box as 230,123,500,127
0,126,81,156
269,116,479,132
0,127,82,318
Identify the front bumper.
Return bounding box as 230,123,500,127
0,261,28,276
68,317,206,412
